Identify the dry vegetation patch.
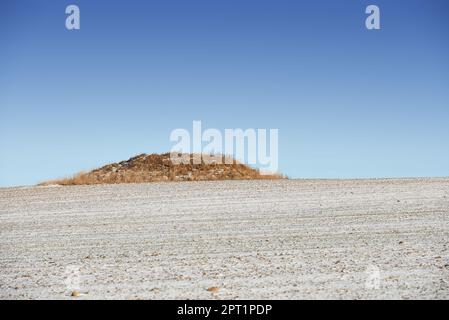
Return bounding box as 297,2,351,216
40,153,285,185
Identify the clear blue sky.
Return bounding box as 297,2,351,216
1,0,448,187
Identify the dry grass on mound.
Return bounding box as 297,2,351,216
40,153,285,186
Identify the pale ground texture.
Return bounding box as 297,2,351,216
0,178,448,300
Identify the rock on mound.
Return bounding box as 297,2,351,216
42,153,284,185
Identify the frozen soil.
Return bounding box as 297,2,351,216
0,178,448,299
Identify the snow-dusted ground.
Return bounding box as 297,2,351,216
0,179,448,299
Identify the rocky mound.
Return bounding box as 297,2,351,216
42,153,284,185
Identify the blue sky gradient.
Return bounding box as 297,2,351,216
1,0,449,186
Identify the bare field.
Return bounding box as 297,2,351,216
0,178,448,299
